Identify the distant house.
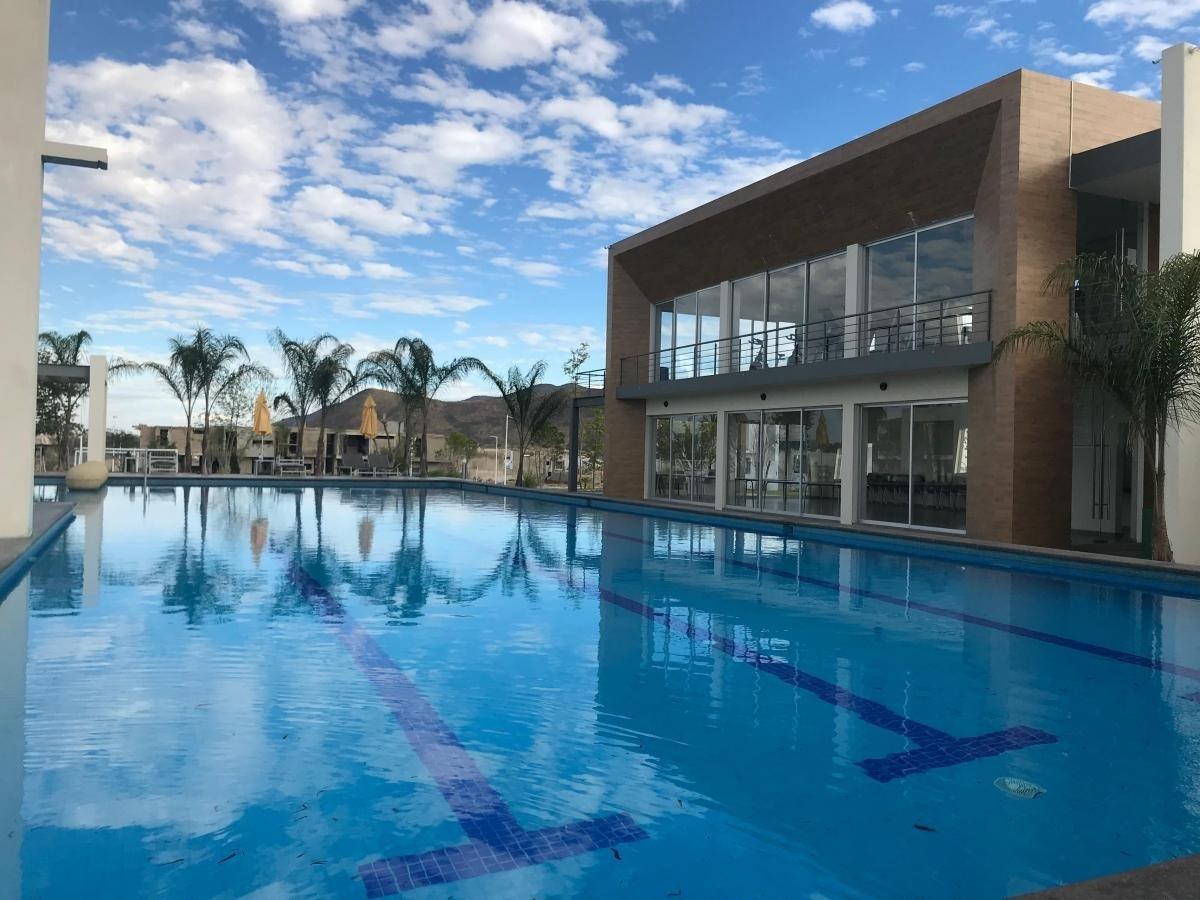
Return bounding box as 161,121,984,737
274,388,414,474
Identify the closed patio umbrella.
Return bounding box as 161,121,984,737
252,390,272,471
360,394,380,448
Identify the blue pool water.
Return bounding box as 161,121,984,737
3,485,1200,898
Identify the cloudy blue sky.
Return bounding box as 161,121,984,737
40,0,1181,427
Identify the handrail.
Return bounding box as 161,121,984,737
619,290,991,387
573,368,605,392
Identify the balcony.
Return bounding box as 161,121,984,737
617,291,992,399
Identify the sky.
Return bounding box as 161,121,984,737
38,0,1185,429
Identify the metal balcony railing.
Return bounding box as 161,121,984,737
620,291,991,387
573,368,605,392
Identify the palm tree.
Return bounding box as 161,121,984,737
364,338,479,476
142,334,205,471
37,330,92,467
994,251,1200,561
271,330,354,468
311,346,359,474
479,361,569,486
358,342,418,470
184,328,265,473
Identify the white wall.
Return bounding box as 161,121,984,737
1161,43,1200,563
0,0,51,538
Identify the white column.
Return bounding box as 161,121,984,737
844,244,865,358
839,400,858,525
714,410,728,509
1161,43,1200,563
717,280,733,374
0,0,51,538
0,579,29,897
86,355,108,465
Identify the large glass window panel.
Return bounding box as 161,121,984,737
653,418,671,498
733,273,767,372
762,410,805,514
696,286,721,376
655,302,673,382
860,405,911,524
802,408,842,517
805,253,847,362
915,218,975,349
867,235,916,353
693,414,718,503
672,293,698,379
767,265,805,368
670,416,692,501
726,411,762,509
911,403,968,530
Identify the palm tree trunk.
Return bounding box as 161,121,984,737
1152,419,1174,562
296,419,307,465
515,434,525,485
201,397,212,474
420,404,429,478
317,410,328,475
183,410,193,473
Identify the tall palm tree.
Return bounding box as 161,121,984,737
311,346,359,474
994,251,1200,561
142,334,205,470
479,361,569,486
185,328,264,473
359,342,418,470
271,330,354,468
364,338,478,476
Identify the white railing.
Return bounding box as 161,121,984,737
74,447,179,473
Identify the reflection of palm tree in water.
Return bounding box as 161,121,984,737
160,485,238,624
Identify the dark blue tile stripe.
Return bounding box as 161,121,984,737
287,564,647,897
603,529,1200,683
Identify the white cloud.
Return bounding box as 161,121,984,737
1132,34,1170,61
848,55,869,67
246,0,360,23
449,1,622,76
367,294,489,316
933,4,969,17
1032,39,1121,68
174,18,242,51
392,68,526,118
645,73,691,93
478,335,510,347
43,216,157,272
1085,0,1200,30
375,0,475,57
1072,67,1118,89
288,184,448,255
359,118,525,189
491,256,564,285
361,261,412,279
519,323,601,353
903,61,926,72
811,0,877,32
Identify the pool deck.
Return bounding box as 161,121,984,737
0,501,74,597
1024,852,1200,898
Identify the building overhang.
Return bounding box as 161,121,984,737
615,342,992,401
36,363,90,384
1070,129,1159,203
42,141,108,170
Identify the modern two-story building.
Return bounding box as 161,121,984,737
603,44,1200,559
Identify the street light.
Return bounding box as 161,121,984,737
502,414,511,485
488,435,499,484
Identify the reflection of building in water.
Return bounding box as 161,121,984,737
75,489,105,607
0,580,28,897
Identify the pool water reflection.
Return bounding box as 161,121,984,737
3,485,1200,898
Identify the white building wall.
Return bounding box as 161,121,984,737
1161,43,1200,563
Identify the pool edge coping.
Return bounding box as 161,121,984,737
0,502,76,600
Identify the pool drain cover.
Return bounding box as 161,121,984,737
994,777,1045,799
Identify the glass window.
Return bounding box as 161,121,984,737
911,403,968,530
726,411,762,509
805,253,847,362
655,302,673,382
733,273,767,372
860,405,911,524
762,410,805,514
673,293,697,380
767,265,804,368
693,414,718,503
801,408,842,517
867,235,916,353
653,417,670,498
915,219,975,349
670,416,693,501
697,286,721,377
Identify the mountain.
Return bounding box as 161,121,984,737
277,383,598,444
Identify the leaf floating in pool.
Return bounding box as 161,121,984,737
994,776,1045,799
913,823,936,832
217,851,238,864
611,848,622,861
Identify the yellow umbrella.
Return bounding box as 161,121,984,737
360,394,381,445
252,390,272,470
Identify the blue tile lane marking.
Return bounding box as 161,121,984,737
595,586,1057,783
286,564,648,897
602,529,1200,683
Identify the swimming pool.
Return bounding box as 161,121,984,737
2,484,1199,897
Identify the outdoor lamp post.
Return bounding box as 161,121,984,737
488,435,499,484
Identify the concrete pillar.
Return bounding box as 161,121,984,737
87,355,108,465
0,0,51,538
839,400,858,525
0,579,29,897
714,411,728,509
567,402,580,492
844,244,865,359
1161,43,1200,563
